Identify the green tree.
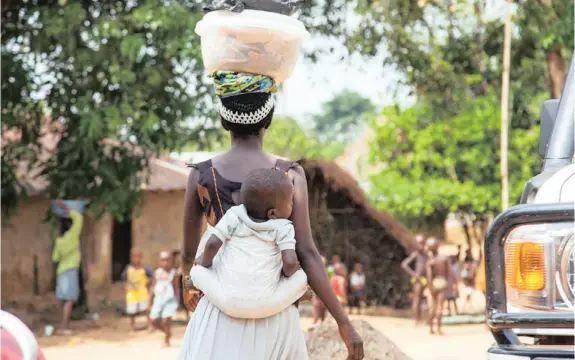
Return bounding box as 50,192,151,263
369,92,540,244
296,0,572,244
312,90,375,141
265,115,346,159
264,115,320,159
1,0,215,219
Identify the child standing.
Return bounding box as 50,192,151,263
172,250,190,322
426,238,454,335
349,263,366,314
149,251,180,347
330,263,348,306
122,248,153,331
446,255,460,316
461,261,476,312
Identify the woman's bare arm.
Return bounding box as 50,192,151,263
290,165,363,359
290,166,349,325
182,168,203,270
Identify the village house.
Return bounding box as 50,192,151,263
1,155,191,307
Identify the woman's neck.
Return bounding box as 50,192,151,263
230,134,264,151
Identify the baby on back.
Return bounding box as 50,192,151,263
190,168,308,319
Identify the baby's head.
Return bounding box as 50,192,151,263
240,168,294,220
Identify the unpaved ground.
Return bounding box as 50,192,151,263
308,319,410,360
39,312,492,360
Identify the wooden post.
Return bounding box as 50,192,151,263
500,0,513,210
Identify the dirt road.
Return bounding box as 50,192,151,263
40,314,492,360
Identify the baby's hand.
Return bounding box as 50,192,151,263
299,286,313,302
183,275,202,312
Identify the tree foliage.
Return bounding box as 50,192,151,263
298,0,573,241
365,1,571,244
2,0,215,219
265,115,346,159
312,89,375,141
370,92,540,233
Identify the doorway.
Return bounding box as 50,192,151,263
111,217,132,281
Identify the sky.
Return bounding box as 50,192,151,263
273,7,408,122
274,0,507,122
274,38,408,121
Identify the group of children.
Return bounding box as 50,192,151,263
401,235,478,335
311,255,367,324
122,248,184,347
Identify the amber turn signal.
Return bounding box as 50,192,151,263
505,242,546,291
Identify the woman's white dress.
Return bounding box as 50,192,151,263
177,226,309,360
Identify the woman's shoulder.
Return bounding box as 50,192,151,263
186,159,212,171
273,157,300,173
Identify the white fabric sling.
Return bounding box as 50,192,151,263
191,205,307,319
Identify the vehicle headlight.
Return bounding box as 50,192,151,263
556,232,575,309
504,222,574,310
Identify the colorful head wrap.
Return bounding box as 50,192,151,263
210,71,278,98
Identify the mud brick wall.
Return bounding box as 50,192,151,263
132,190,186,268
1,196,54,303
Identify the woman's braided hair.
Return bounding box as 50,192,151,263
220,93,274,135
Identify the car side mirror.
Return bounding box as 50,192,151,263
539,99,560,158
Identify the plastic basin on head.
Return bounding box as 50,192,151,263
195,10,309,83
51,200,88,217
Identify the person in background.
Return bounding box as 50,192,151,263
51,200,83,335
401,234,428,326
476,254,486,296
348,263,366,315
426,238,453,335
326,254,343,278
330,263,348,306
172,250,190,322
149,251,180,347
461,261,476,313
122,248,153,331
312,256,328,324
446,255,460,316
464,248,474,263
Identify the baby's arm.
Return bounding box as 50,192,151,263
276,224,300,277
199,210,239,268
281,249,300,277
199,235,223,268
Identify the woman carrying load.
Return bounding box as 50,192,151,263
177,71,363,360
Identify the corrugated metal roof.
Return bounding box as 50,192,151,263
142,157,189,191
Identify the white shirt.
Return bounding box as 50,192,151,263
350,272,366,288
190,205,307,319
212,205,296,251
